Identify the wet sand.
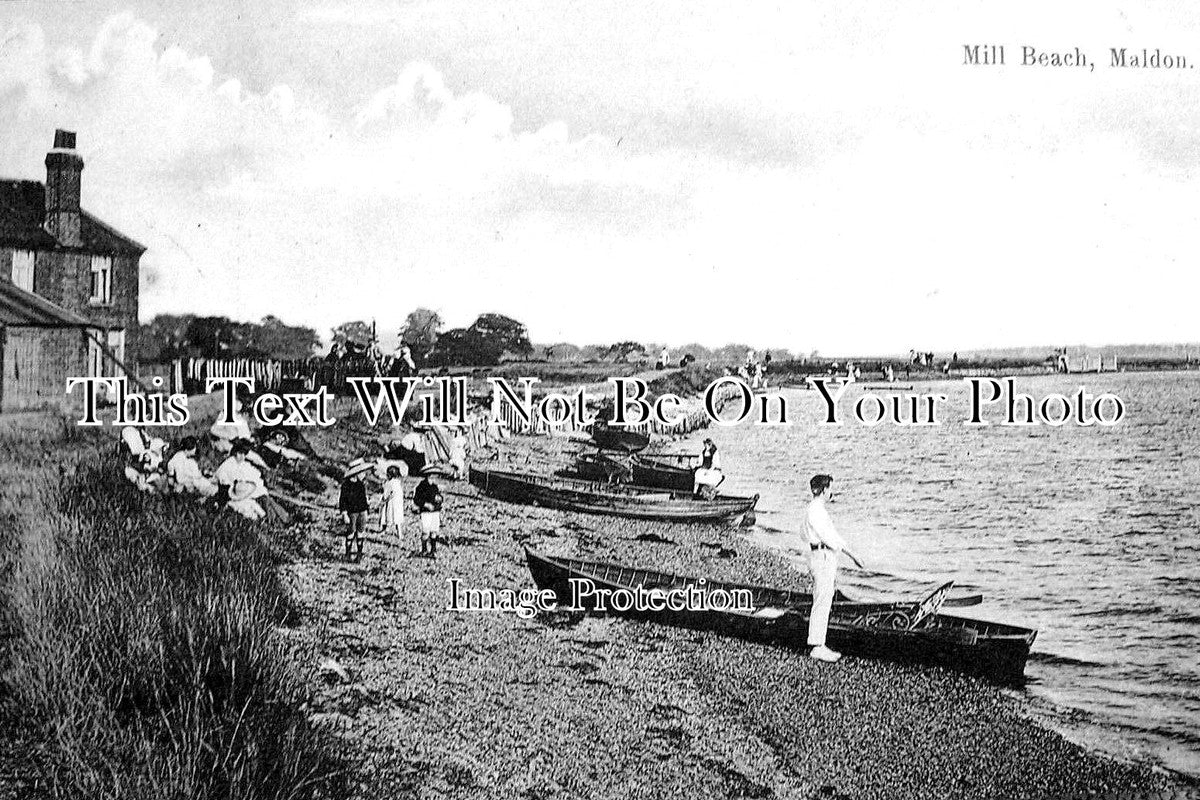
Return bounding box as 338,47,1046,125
280,425,1194,799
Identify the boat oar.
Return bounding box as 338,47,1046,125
907,581,955,629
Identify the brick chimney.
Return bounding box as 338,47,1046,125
44,129,84,247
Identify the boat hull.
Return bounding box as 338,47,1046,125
471,467,757,522
631,456,696,492
525,549,1035,685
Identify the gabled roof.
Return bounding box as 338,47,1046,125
0,179,146,255
0,280,93,327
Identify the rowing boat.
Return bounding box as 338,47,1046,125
524,549,1036,684
588,423,651,453
564,452,696,493
631,455,696,492
470,467,758,523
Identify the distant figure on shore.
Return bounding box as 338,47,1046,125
448,430,468,479
657,345,670,370
413,467,444,558
884,364,896,383
693,438,724,498
339,458,373,561
167,436,217,497
803,474,865,663
390,344,417,377
379,465,406,551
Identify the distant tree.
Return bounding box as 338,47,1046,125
185,316,244,358
331,321,374,348
248,315,321,360
469,313,532,361
543,342,581,362
579,344,608,362
426,328,476,366
603,341,647,362
675,342,712,363
140,313,196,362
713,343,754,363
426,313,533,366
400,308,443,360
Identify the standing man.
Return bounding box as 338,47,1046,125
804,474,864,663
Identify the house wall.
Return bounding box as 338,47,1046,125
0,247,143,367
0,325,89,413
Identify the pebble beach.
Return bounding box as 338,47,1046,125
279,424,1197,800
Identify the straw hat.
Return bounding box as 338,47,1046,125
228,480,257,502
419,464,452,478
344,457,373,479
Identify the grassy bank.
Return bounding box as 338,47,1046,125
0,418,346,799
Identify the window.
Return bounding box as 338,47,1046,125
11,250,34,292
107,329,126,367
88,336,104,378
90,256,112,305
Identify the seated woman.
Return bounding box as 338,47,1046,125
214,440,290,523
254,428,307,469
166,436,217,496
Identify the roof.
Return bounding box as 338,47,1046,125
0,280,93,327
0,179,146,255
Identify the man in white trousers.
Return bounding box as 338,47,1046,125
803,474,864,663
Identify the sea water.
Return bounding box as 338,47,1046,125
711,371,1200,779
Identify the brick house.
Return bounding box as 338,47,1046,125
0,130,145,412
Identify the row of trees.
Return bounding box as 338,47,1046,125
139,309,792,367
140,309,534,367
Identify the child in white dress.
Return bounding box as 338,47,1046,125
379,465,406,549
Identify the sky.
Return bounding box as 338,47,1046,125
1,1,1198,353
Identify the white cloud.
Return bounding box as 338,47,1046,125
0,10,1197,352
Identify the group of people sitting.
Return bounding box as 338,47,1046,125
119,401,305,524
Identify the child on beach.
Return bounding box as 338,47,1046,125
379,465,406,550
413,467,443,558
339,458,373,561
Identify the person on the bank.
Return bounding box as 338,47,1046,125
214,440,267,520
255,428,306,469
379,465,406,549
693,438,724,498
804,473,865,663
413,467,443,558
167,436,217,496
339,458,373,561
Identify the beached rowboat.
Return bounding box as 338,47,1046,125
470,467,758,523
524,549,1037,684
565,452,696,493
588,423,651,453
630,455,697,492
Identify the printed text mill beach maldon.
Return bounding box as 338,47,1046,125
964,45,1190,71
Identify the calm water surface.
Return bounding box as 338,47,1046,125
709,372,1200,778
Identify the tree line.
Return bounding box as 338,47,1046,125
139,309,795,368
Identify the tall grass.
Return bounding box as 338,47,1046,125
0,423,346,799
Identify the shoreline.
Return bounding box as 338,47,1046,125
284,422,1197,799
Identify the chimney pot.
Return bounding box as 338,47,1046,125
53,129,76,150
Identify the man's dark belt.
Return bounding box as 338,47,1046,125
810,543,832,551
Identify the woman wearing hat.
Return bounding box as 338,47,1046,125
339,458,373,561
214,440,267,520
